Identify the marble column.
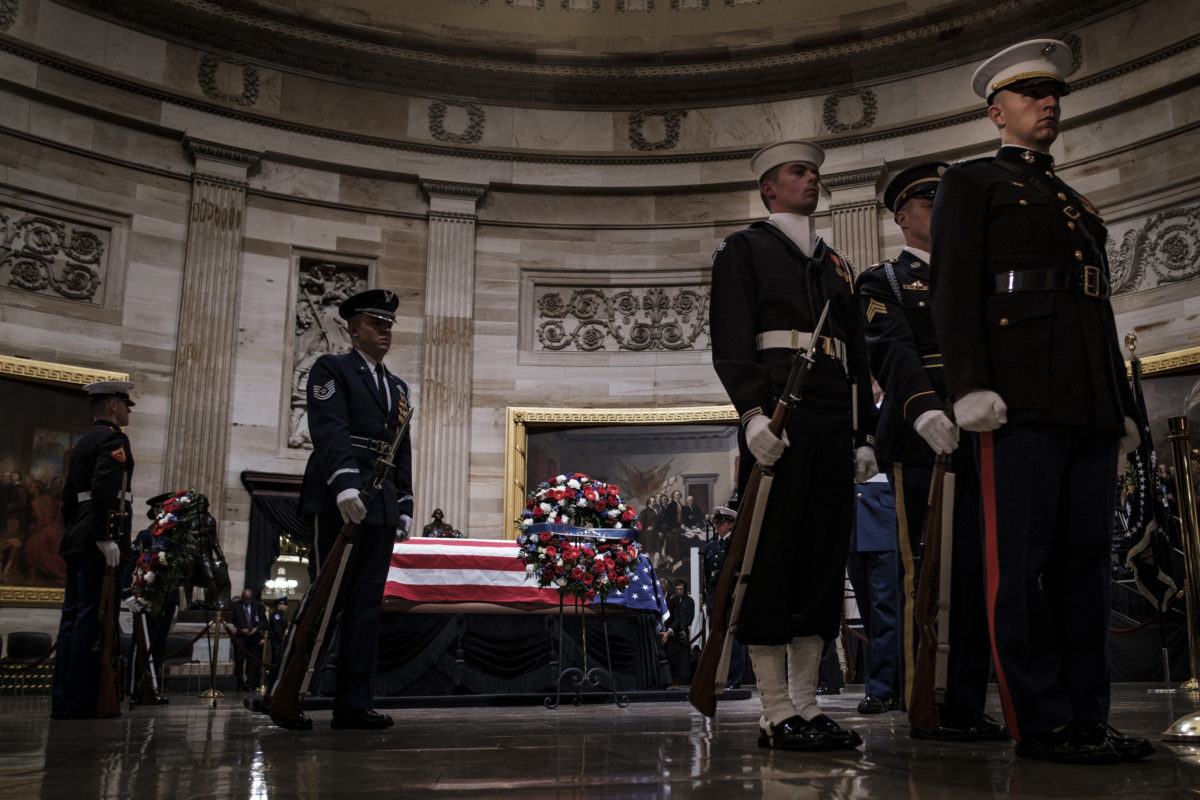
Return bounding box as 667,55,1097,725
163,137,261,504
824,165,885,273
415,181,487,532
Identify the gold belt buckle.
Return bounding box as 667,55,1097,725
1063,205,1081,220
1082,265,1101,297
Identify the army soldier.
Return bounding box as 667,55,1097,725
856,163,1004,740
710,140,877,751
930,40,1151,763
292,288,414,730
702,506,745,689
52,380,136,720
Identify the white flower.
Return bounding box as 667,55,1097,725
614,522,624,529
521,518,532,528
556,474,567,483
145,572,156,584
526,563,536,574
157,552,168,565
576,498,587,507
567,479,581,489
607,508,619,518
618,504,625,512
540,502,553,514
556,578,567,587
599,573,609,584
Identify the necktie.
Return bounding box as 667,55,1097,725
374,363,389,411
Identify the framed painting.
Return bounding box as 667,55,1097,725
0,354,128,607
1131,344,1200,471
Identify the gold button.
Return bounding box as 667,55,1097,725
999,317,1009,326
911,260,922,267
1019,199,1028,206
918,301,926,307
856,492,863,498
1057,192,1067,201
1075,250,1083,260
1046,171,1055,178
1068,221,1076,230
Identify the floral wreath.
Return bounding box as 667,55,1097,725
130,489,208,614
514,473,641,602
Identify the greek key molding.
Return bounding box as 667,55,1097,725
535,285,709,352
617,0,654,10
669,0,708,8
0,354,128,388
1108,202,1200,295
629,110,681,152
510,405,736,425
0,205,110,304
0,586,65,607
823,87,878,133
505,0,545,9
562,0,599,9
0,0,18,33
429,100,486,144
197,53,260,107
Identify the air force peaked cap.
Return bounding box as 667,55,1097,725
750,140,825,181
84,380,135,407
338,289,398,323
884,162,949,213
972,39,1073,103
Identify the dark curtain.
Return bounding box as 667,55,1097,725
245,494,309,595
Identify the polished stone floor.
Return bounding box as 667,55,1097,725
1,685,1198,799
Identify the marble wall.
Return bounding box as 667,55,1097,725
0,0,1197,631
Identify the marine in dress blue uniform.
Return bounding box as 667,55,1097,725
701,506,745,689
710,140,878,751
300,289,414,730
52,380,135,720
929,40,1151,764
856,164,1002,738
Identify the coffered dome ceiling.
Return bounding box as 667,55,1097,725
71,0,1129,106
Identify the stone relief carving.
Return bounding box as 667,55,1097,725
669,0,708,9
629,110,681,151
429,100,486,144
536,286,709,352
0,209,107,303
562,0,599,9
823,87,878,133
617,0,654,10
1108,202,1200,295
0,0,18,32
505,0,544,8
288,261,367,449
197,54,260,107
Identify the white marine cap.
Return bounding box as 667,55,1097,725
750,140,825,181
972,39,1074,103
712,506,737,522
84,380,135,407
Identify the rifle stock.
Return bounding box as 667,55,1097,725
96,469,128,719
908,449,952,730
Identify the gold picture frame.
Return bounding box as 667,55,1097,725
0,354,129,608
1132,345,1200,378
503,405,738,540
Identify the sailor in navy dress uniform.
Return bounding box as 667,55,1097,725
856,163,1003,740
929,40,1152,764
298,288,414,730
710,140,878,752
702,505,745,689
51,380,136,720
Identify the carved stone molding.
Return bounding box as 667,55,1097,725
562,0,599,9
617,0,654,10
0,205,110,304
505,0,544,9
629,110,681,152
183,136,263,171
823,87,879,133
420,181,489,202
1109,201,1200,295
536,286,710,352
429,100,486,144
0,0,18,33
669,0,708,8
822,166,885,193
197,53,260,107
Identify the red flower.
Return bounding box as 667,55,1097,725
586,589,597,602
582,573,594,585
616,576,629,588
539,531,552,543
545,545,556,557
571,566,584,580
621,509,635,521
607,497,618,508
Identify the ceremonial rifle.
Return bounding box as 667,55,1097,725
689,300,832,717
908,406,956,730
96,470,128,719
266,402,413,728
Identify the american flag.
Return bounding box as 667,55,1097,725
385,538,668,617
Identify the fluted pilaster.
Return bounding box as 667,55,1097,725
415,181,487,531
163,137,261,503
824,165,885,273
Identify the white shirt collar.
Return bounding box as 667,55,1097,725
354,348,380,371
767,213,817,258
903,246,931,263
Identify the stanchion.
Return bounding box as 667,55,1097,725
201,610,224,706
1163,415,1200,742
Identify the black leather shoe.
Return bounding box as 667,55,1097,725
911,712,1009,742
331,709,393,730
269,710,313,731
805,714,863,749
1076,722,1155,761
857,696,889,714
815,684,841,696
1014,724,1120,764
757,715,834,751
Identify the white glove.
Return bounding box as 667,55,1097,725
96,540,120,567
336,488,367,524
1118,416,1140,455
854,446,879,483
913,409,960,455
745,415,788,467
953,390,1008,432
396,514,413,541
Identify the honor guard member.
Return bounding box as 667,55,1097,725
298,288,414,730
856,164,1005,739
52,380,135,720
702,506,746,689
710,140,878,751
930,40,1152,763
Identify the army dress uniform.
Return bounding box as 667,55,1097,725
300,293,414,720
52,382,136,719
930,41,1146,761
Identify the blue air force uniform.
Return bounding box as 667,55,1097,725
300,291,414,718
846,475,900,706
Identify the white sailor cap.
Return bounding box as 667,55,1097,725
712,506,737,522
972,39,1073,103
84,380,135,407
750,140,825,181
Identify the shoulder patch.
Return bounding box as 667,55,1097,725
865,298,888,323
110,446,127,463
312,379,337,401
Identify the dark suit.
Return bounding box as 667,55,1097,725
666,592,696,684
52,421,133,718
232,599,265,689
710,221,875,644
857,248,993,725
300,349,413,715
930,146,1135,740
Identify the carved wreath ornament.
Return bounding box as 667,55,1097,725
536,286,709,351
1,213,105,302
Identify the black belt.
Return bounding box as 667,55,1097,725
994,266,1109,298
350,435,391,455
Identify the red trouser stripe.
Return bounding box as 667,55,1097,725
979,431,1021,742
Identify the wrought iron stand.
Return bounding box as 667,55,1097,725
545,594,629,709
